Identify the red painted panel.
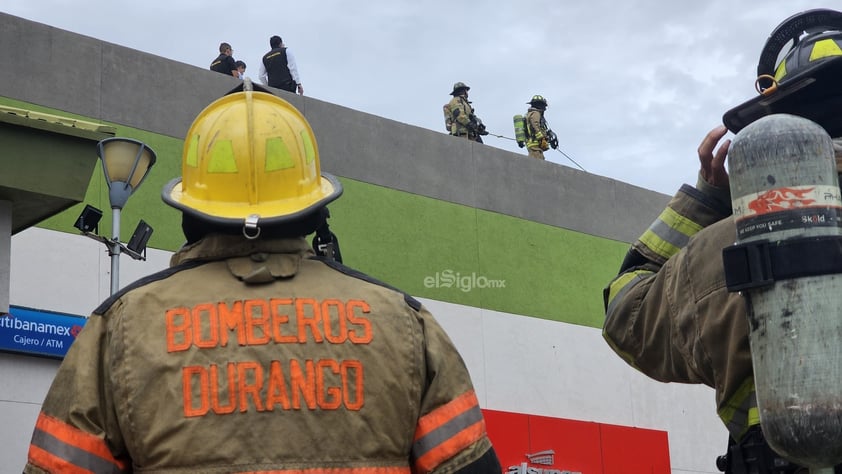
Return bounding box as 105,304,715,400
528,414,603,472
600,423,671,473
482,409,672,474
483,409,530,469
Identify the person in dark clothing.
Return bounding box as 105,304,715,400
210,42,238,77
259,35,303,95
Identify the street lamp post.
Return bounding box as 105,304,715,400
76,138,157,295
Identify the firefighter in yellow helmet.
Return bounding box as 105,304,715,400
24,80,501,474
603,9,842,473
524,95,557,160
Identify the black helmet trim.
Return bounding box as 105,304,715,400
724,9,842,136
723,55,842,136
162,172,344,230
757,9,842,90
527,94,548,106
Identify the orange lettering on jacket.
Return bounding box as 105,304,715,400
166,298,373,352
182,358,365,417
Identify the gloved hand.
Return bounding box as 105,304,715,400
467,118,478,134
517,141,525,148
540,138,549,151
548,130,559,149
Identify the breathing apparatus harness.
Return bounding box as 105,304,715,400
311,207,343,263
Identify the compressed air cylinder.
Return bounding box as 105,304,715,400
728,113,842,467
513,114,526,147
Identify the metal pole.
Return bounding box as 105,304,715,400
110,207,121,295
0,200,11,313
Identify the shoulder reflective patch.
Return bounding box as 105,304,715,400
208,139,238,173
810,38,842,62
265,137,295,171
412,390,486,473
300,130,316,164
28,413,127,473
186,134,200,168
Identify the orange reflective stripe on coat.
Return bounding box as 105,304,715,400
240,468,410,474
28,413,128,474
411,390,486,473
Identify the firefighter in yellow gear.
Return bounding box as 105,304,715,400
445,82,487,142
525,95,552,160
24,80,501,474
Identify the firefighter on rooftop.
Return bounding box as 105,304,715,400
444,82,488,143
524,95,557,160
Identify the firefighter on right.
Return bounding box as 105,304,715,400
524,95,557,160
603,8,842,474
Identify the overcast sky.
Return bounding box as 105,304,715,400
3,0,831,194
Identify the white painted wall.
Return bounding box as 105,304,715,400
425,299,727,473
1,228,727,473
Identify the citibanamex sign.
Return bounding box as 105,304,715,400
506,450,582,474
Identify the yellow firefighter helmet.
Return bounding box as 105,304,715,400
163,82,342,230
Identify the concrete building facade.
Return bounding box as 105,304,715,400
0,12,726,473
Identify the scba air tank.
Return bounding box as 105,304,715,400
513,114,526,147
728,113,842,467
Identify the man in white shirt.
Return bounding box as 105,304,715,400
259,35,303,95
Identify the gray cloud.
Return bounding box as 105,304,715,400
2,0,828,193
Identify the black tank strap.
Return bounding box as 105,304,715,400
723,235,842,292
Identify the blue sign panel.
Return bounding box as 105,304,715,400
0,306,87,359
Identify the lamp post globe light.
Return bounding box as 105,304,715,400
94,137,156,295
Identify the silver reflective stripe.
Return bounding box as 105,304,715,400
648,218,691,250
31,428,124,474
412,405,483,460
